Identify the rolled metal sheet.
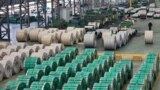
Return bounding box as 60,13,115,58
35,65,51,75
6,81,26,90
0,48,15,55
17,75,36,87
56,30,65,43
31,52,48,61
0,42,10,49
67,27,75,31
29,29,40,42
0,60,12,78
16,30,29,42
38,49,55,57
18,49,30,57
110,27,119,34
103,36,117,50
33,44,45,50
4,55,21,74
16,43,27,48
0,63,4,81
145,31,153,44
0,51,7,59
112,34,122,48
117,31,128,46
61,33,74,45
84,33,97,48
38,31,49,43
41,34,53,46
26,69,44,80
30,81,50,90
7,45,21,52
45,46,59,54
102,30,112,39
68,31,79,44
51,43,65,51
25,46,39,52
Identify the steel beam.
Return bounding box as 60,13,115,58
19,0,30,29
0,0,10,41
37,0,47,28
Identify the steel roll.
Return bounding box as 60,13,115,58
0,48,15,55
31,52,48,61
56,31,63,43
102,30,112,39
33,44,45,50
0,42,10,49
6,81,26,90
47,28,58,33
41,34,53,46
0,60,12,78
29,29,40,42
67,27,75,31
45,46,59,54
38,31,49,43
16,43,27,48
0,63,4,81
103,36,116,50
110,27,118,34
7,45,21,51
10,52,27,69
16,30,29,42
56,66,75,77
145,31,153,44
26,69,44,80
24,57,41,71
68,31,79,44
0,51,7,59
51,43,65,51
84,33,97,48
49,33,58,43
3,55,21,74
63,83,82,90
113,34,122,48
30,82,50,90
35,65,51,75
25,46,39,52
38,49,54,57
42,60,57,71
61,33,74,45
17,75,36,87
117,32,127,46
18,49,30,57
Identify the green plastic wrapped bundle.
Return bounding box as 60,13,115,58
49,57,64,66
23,88,39,90
60,51,74,61
145,59,158,75
40,76,59,90
127,85,145,90
95,58,110,71
6,81,26,90
99,77,116,90
72,59,87,67
104,51,115,65
75,72,93,88
109,67,124,88
65,63,82,72
49,71,67,88
90,62,103,76
26,69,44,80
119,60,133,79
86,63,101,82
56,54,70,64
0,87,4,90
17,75,35,87
34,65,51,75
81,51,94,61
62,83,82,90
42,60,58,71
99,55,113,67
76,55,90,64
67,77,87,90
30,82,50,90
82,67,98,82
84,49,97,58
24,57,41,71
64,47,79,55
56,66,75,77
93,83,110,90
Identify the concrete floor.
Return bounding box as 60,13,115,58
1,18,160,89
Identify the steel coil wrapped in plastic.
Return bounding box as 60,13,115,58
18,49,31,57
0,63,4,81
63,83,82,90
41,34,53,46
45,46,59,54
31,52,48,61
103,36,116,50
35,65,51,75
113,34,122,48
6,81,26,90
24,57,41,71
145,31,153,44
117,31,128,46
42,60,58,71
51,43,65,51
33,44,45,50
0,60,12,78
25,46,37,52
17,75,35,87
16,43,27,48
67,27,75,31
3,55,21,74
38,49,54,57
61,33,74,45
26,69,44,80
38,31,49,43
84,32,97,48
30,82,50,90
0,48,15,55
0,51,7,59
29,29,40,42
16,30,29,42
7,45,21,51
0,42,10,49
